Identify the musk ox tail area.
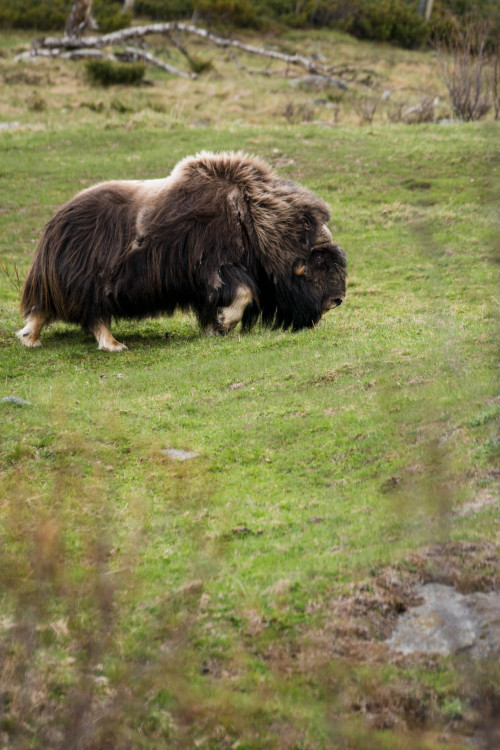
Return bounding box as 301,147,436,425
20,184,138,329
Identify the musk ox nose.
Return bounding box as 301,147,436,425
322,296,345,313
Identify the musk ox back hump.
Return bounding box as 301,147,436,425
156,151,332,280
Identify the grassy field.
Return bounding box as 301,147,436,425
0,27,499,750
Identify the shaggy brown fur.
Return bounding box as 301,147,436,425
18,151,347,351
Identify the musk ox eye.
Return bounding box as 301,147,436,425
309,252,328,270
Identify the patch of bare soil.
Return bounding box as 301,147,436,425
297,543,498,661
261,542,500,744
413,541,499,593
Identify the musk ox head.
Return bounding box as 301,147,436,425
275,229,347,331
165,151,347,334
18,150,347,351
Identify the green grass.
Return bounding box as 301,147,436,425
0,27,499,750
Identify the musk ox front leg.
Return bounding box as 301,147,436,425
201,264,255,335
216,285,254,334
16,311,49,348
91,320,128,352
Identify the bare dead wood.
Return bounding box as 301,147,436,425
418,0,434,19
120,47,197,79
166,32,195,65
15,46,195,78
436,18,492,121
61,48,106,60
227,51,272,77
26,21,375,84
425,0,435,22
37,22,329,75
65,0,97,38
15,47,108,62
15,45,196,78
15,48,75,61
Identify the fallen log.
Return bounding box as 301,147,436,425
35,22,328,75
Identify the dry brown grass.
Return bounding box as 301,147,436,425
0,28,455,131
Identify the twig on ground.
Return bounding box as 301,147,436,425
0,258,22,293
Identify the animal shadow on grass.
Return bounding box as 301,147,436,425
35,324,202,350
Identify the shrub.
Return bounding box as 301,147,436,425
309,0,359,29
0,0,131,32
85,59,146,86
349,0,428,49
134,0,194,21
436,17,493,121
0,0,69,31
196,0,258,28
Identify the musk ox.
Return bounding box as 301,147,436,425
17,151,346,351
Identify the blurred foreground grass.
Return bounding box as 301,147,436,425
0,79,499,749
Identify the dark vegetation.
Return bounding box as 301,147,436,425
1,0,499,49
85,58,145,85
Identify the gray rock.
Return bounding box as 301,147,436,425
2,396,32,406
387,583,500,657
161,448,200,461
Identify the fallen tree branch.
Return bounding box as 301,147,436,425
36,22,328,74
119,47,197,78
227,50,272,77
15,47,105,60
166,31,195,65
15,44,196,78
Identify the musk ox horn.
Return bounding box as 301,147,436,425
294,264,306,276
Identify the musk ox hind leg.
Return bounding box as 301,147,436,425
91,320,128,352
16,311,50,347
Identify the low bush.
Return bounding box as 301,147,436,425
0,0,133,32
436,17,494,121
196,0,258,28
134,0,193,21
85,59,146,86
347,0,428,49
0,0,69,31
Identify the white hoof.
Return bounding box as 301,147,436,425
16,327,42,347
97,341,128,352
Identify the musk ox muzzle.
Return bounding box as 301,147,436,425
17,151,347,351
